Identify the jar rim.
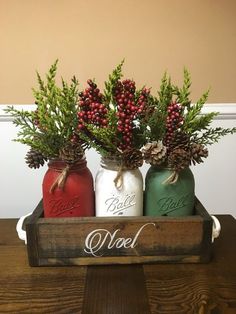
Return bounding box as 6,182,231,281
48,157,87,171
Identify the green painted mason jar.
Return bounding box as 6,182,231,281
144,166,195,216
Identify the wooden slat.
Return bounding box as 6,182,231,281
0,220,88,314
144,215,236,314
82,265,150,314
38,254,201,266
37,220,203,256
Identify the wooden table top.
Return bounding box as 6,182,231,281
0,215,236,314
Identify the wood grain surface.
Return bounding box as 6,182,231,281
25,199,213,266
0,216,236,313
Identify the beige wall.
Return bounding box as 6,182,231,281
0,0,236,104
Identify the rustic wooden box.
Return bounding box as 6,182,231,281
25,198,213,266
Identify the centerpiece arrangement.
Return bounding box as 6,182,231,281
142,69,236,216
6,60,94,217
6,60,236,219
77,60,152,216
8,60,236,266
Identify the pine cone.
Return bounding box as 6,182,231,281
168,131,190,151
142,141,167,166
59,142,84,164
168,147,191,172
123,149,143,169
25,149,47,169
190,143,208,165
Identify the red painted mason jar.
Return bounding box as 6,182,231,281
42,158,94,218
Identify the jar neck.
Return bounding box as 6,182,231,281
48,157,87,171
150,165,171,171
101,156,135,171
101,155,121,167
150,165,190,172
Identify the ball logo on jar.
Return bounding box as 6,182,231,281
157,193,191,215
49,196,80,216
104,193,136,215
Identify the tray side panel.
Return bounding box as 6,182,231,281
35,219,206,263
26,198,213,266
195,199,213,262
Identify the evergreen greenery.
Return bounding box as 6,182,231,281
5,60,81,159
104,59,124,105
149,68,236,147
5,61,236,170
142,68,236,172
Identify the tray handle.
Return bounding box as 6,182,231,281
211,215,221,242
16,212,32,244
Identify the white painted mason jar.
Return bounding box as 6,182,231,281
95,157,143,216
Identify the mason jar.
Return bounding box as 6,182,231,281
43,158,94,217
144,166,195,216
95,157,143,217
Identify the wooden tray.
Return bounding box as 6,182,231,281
25,198,213,266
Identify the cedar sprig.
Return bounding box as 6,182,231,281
144,68,236,171
146,73,173,142
5,60,81,160
87,125,117,153
192,127,236,146
158,72,173,110
104,59,125,105
182,89,216,134
172,68,191,108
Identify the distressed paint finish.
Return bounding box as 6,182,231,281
145,167,195,216
25,198,213,266
95,167,143,217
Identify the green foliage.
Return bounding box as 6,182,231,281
146,73,173,141
104,59,124,105
158,72,173,111
5,60,80,158
88,124,117,151
143,96,162,141
148,68,236,151
173,68,191,107
182,89,212,133
193,127,236,145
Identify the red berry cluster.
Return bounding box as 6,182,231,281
165,101,183,147
78,80,108,130
114,79,150,150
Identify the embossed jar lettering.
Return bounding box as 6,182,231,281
43,159,94,217
145,166,195,216
95,157,143,217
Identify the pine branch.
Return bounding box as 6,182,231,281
173,68,192,107
192,127,236,145
184,111,218,134
79,126,115,156
5,60,81,161
183,89,210,133
104,59,125,105
158,72,173,110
